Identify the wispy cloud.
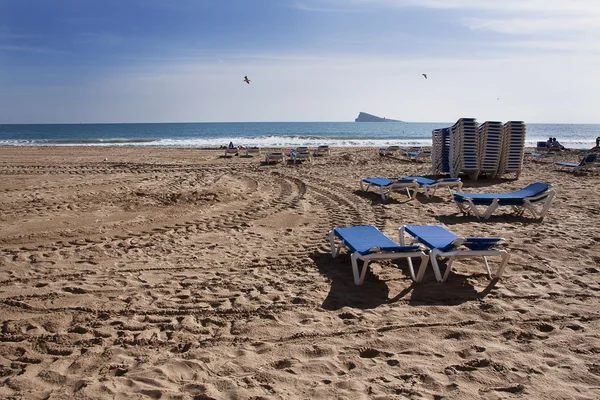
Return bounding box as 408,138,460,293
0,45,59,54
315,0,600,53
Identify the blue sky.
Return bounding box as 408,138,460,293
1,0,599,123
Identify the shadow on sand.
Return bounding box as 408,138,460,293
311,251,499,310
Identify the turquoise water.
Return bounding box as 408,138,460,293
0,122,598,148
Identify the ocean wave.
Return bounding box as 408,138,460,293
0,135,596,149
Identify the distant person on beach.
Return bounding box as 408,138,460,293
228,141,235,149
550,138,564,150
596,136,600,147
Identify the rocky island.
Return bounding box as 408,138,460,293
355,112,402,122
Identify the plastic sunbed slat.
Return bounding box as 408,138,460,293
334,226,420,256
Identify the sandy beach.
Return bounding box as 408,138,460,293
0,146,599,399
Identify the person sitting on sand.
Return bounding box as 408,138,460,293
596,136,600,147
228,141,236,149
550,138,565,150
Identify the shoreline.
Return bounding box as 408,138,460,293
0,146,598,399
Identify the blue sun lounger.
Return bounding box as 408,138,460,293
398,176,463,198
453,182,555,220
378,145,401,156
399,225,510,282
329,225,429,285
553,153,598,173
360,177,419,200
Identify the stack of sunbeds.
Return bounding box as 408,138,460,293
431,128,451,175
448,118,480,179
432,118,526,180
498,121,526,178
477,121,504,178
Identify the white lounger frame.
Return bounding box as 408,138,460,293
420,180,463,198
399,227,510,282
360,179,419,200
245,147,260,156
313,146,331,156
265,153,286,164
379,146,401,156
455,189,556,220
329,230,429,285
292,152,312,164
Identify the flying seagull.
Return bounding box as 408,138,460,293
244,76,251,84
422,73,427,79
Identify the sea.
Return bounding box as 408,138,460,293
0,122,598,149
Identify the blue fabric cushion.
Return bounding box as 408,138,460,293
404,225,501,252
400,176,435,186
362,177,393,187
334,226,421,256
453,182,551,205
403,225,459,252
462,238,502,250
400,176,460,186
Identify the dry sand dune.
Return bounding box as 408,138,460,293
0,146,599,399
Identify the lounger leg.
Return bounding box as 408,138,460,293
523,192,555,220
329,231,345,258
482,256,493,279
328,231,338,257
410,186,418,199
429,250,444,282
482,199,500,219
398,227,407,246
380,187,387,200
414,255,430,283
538,191,555,220
442,257,455,282
455,200,469,215
405,257,416,281
351,252,368,285
494,251,510,279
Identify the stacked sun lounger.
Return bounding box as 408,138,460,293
431,128,451,175
498,121,526,178
432,119,526,180
448,118,479,179
477,121,504,178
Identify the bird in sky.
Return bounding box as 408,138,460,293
244,76,251,84
422,73,427,79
